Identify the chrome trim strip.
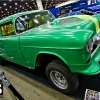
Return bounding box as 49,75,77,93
91,45,99,57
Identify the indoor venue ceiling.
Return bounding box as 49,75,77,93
0,0,69,20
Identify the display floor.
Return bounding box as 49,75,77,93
1,62,99,100
0,64,74,100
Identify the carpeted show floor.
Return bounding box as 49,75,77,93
2,62,100,100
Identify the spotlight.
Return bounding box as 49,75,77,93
4,3,6,6
15,3,17,5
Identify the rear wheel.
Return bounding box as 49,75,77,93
46,60,79,94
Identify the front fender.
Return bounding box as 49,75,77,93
21,46,89,71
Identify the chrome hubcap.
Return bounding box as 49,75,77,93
50,71,68,89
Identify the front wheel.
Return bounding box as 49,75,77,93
46,60,79,94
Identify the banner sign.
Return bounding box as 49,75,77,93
59,1,87,13
49,0,100,17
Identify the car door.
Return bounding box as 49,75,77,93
0,20,27,67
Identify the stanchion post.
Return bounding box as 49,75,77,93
0,71,25,100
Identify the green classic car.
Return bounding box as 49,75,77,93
0,10,100,94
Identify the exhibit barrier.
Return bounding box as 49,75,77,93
0,71,25,100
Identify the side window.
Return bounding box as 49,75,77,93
15,11,54,34
15,13,39,34
0,21,15,36
15,13,48,34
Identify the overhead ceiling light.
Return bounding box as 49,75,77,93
15,8,17,9
21,0,23,1
26,3,28,4
0,7,1,9
27,5,29,7
9,0,12,1
10,6,12,8
15,3,17,5
8,12,9,13
20,5,22,7
5,9,7,10
1,11,3,13
4,3,6,6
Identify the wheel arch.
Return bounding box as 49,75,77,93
35,51,69,69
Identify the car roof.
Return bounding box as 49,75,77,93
0,10,47,24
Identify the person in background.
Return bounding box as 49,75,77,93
68,10,73,16
69,10,72,13
61,9,66,15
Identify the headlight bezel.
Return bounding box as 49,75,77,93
86,38,94,52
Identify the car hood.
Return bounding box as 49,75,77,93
51,15,100,34
20,27,93,49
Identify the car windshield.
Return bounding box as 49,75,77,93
15,11,55,34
